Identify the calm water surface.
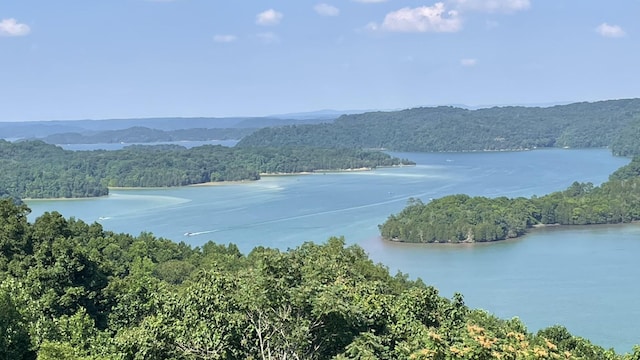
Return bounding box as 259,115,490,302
26,149,639,352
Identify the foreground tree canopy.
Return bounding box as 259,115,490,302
380,156,640,243
238,98,640,155
0,199,636,359
0,140,412,199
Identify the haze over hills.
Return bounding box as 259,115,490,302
3,99,640,151
267,109,372,120
0,116,333,142
0,100,577,140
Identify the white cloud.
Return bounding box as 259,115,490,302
596,23,626,38
213,34,237,43
353,0,388,3
381,3,462,33
257,32,280,44
460,58,477,66
315,3,340,16
0,18,31,37
451,0,530,13
256,9,283,26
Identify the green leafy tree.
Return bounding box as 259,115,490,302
0,288,31,360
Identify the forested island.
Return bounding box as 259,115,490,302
238,98,640,155
0,199,634,359
0,140,413,199
380,157,640,243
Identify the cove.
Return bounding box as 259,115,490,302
26,148,638,352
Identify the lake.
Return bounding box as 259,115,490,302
26,148,638,352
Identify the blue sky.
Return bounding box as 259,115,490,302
0,1,637,121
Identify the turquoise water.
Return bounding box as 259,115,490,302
26,149,639,352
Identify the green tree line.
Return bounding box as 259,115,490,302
238,99,640,155
380,157,640,243
0,140,413,199
0,199,634,359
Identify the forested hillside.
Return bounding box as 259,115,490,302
238,99,640,154
0,140,412,199
380,156,640,243
0,199,632,359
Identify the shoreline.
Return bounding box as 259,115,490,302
260,167,374,176
24,196,108,202
22,167,391,200
186,180,255,187
383,221,639,245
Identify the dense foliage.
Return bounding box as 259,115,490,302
238,99,640,154
380,157,640,243
0,199,633,359
610,115,640,156
0,140,412,199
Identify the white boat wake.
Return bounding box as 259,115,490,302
184,230,218,237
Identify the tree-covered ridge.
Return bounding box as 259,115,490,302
237,98,640,154
380,157,640,243
0,140,413,199
0,199,633,359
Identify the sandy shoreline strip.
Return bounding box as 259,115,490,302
260,168,372,176
24,167,381,199
186,180,254,187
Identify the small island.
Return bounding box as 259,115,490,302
379,157,640,243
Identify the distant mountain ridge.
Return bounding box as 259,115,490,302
0,116,333,141
267,109,371,120
5,99,640,151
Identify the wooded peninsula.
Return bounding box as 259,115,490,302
379,157,640,243
0,140,413,199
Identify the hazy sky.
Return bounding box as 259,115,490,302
1,1,637,121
